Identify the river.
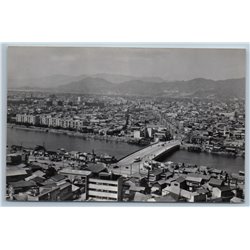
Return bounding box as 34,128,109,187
161,149,244,173
7,127,142,160
7,127,245,173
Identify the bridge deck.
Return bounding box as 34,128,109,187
112,140,180,176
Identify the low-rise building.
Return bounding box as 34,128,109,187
185,176,203,191
212,186,234,201
209,178,224,187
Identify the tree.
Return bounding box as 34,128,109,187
45,166,57,177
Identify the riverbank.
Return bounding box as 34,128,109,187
7,125,245,173
162,149,244,173
7,123,245,159
7,126,143,160
7,123,132,144
180,143,244,158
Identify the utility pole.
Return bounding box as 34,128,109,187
147,168,150,184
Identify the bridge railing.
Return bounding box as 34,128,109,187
117,141,159,162
152,144,180,161
118,140,180,162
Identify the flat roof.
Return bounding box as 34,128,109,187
59,168,92,176
6,168,27,177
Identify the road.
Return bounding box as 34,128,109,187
111,140,180,176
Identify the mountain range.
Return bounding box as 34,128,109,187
8,73,245,98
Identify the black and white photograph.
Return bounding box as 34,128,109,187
6,46,246,203
1,1,250,250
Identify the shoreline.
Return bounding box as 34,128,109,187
180,144,244,158
7,123,244,159
7,123,135,144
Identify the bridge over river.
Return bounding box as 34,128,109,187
111,140,180,176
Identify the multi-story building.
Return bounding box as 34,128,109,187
40,115,49,126
16,114,40,125
87,177,123,201
58,168,123,201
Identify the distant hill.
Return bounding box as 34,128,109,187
8,73,166,88
91,73,136,84
89,74,165,84
59,77,115,94
8,73,245,98
8,74,85,89
56,77,245,98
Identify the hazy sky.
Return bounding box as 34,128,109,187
8,46,246,81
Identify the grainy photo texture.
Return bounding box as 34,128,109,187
6,46,246,203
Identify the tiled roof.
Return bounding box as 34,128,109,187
186,176,203,183
209,178,223,186
86,163,107,174
9,180,36,188
51,174,67,182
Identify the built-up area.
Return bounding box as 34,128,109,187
6,91,245,202
8,91,245,155
6,143,244,203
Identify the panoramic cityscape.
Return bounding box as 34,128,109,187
6,47,246,203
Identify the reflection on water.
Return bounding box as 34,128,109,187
7,127,142,160
7,127,245,173
163,149,244,173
